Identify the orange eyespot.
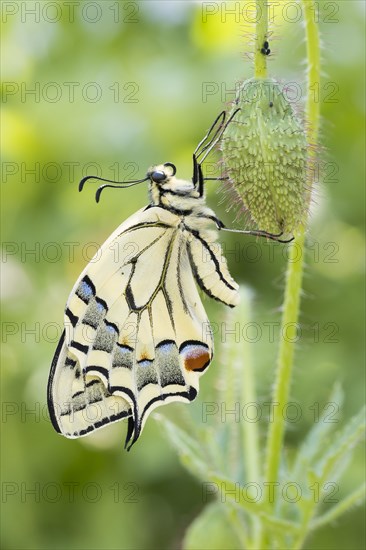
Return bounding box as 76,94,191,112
180,341,211,372
184,351,210,372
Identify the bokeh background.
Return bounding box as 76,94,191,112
1,1,365,549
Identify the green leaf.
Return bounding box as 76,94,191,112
209,473,303,544
158,415,219,481
292,383,344,479
210,474,266,516
315,405,366,483
183,502,244,550
310,483,366,531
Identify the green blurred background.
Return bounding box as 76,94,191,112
1,1,365,548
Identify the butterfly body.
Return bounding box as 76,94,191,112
48,160,239,449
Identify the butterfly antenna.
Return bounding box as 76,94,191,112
193,108,240,195
79,175,149,193
195,108,241,164
194,110,226,159
79,175,149,202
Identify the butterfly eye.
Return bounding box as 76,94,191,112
151,171,167,183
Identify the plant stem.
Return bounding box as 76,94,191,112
304,0,321,152
264,0,320,490
253,6,269,547
254,0,268,79
264,235,306,487
252,3,268,548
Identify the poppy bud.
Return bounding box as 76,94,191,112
221,78,308,234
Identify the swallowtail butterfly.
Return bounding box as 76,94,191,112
47,111,287,449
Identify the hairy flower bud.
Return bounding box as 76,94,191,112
221,78,308,234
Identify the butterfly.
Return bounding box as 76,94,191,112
47,110,288,450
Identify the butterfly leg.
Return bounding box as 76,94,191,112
221,227,294,243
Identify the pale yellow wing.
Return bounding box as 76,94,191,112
48,206,216,449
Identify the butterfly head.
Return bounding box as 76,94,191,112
147,162,198,206
148,162,177,184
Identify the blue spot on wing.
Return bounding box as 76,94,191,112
77,278,96,303
97,301,105,313
112,343,133,369
156,340,176,353
155,340,184,387
138,359,154,368
81,281,93,297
